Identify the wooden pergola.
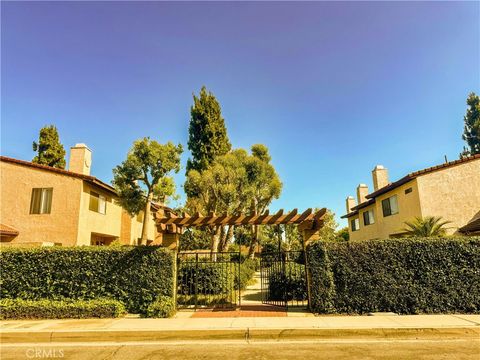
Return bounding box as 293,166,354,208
154,207,328,248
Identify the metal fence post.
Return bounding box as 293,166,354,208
238,249,242,308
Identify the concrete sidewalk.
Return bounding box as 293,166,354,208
1,314,479,343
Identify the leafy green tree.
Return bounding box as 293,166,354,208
185,145,282,255
32,125,66,169
403,216,451,237
186,86,231,174
112,138,183,245
315,209,338,242
336,227,350,242
461,92,480,157
245,144,282,257
185,149,249,253
179,228,211,251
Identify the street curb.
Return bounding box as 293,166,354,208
1,327,479,344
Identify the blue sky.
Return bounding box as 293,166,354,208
1,1,479,226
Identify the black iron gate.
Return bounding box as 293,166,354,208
260,250,308,309
176,251,240,309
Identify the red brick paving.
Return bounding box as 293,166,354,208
191,305,287,318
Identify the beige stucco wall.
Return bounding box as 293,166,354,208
348,158,480,240
0,161,83,246
416,159,480,235
76,182,122,246
1,160,162,247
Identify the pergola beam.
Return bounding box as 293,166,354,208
155,208,327,228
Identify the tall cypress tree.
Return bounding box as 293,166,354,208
32,125,66,169
186,86,231,174
461,92,480,157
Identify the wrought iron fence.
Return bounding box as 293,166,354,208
176,251,240,309
260,250,308,309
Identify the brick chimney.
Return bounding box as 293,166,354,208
345,196,356,213
69,143,92,175
372,165,389,191
356,184,369,204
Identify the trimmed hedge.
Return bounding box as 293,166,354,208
146,296,176,318
308,237,480,314
0,298,126,319
0,246,175,314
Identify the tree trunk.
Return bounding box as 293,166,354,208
210,226,221,261
248,225,258,259
140,192,153,245
219,225,234,252
219,226,227,251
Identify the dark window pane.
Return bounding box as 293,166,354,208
363,211,369,225
382,198,391,217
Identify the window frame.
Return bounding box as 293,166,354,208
351,217,360,232
30,188,53,214
363,209,375,226
382,195,399,217
89,191,107,215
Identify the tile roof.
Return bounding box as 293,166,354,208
0,156,116,195
0,156,174,213
342,154,480,219
0,224,19,236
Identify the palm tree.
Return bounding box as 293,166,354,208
403,216,451,237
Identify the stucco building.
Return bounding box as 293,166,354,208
342,155,480,241
0,144,162,247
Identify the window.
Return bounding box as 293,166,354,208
382,195,399,217
405,187,412,194
363,209,375,226
30,188,53,214
89,191,106,214
351,218,360,231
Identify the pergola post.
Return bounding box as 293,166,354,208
300,221,323,312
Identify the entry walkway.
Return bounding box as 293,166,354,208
190,272,289,318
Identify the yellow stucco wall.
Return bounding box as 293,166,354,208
76,182,122,246
349,180,422,241
416,159,480,235
0,161,83,246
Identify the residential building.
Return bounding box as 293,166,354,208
342,155,480,241
0,144,163,247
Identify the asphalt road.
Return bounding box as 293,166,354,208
1,339,479,360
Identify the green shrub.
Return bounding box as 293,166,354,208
146,296,176,318
308,237,480,314
178,261,234,295
0,298,126,320
235,259,256,290
0,246,175,314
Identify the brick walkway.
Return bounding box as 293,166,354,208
191,305,287,318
